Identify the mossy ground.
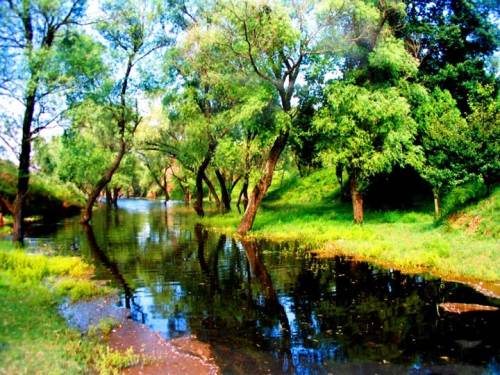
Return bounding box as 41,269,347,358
200,169,500,283
0,240,140,374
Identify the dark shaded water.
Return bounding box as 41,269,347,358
25,199,499,374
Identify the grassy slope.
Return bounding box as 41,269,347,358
0,160,84,217
202,168,500,282
0,240,136,374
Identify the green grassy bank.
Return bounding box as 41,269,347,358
201,169,500,283
0,240,139,374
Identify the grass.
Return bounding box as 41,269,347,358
0,240,140,374
201,168,500,283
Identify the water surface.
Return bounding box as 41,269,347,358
26,199,499,374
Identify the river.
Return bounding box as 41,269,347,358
24,199,499,374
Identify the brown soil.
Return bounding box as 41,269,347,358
108,320,219,375
60,297,219,374
448,212,484,234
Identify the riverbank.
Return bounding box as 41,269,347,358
200,170,500,284
0,240,219,374
0,240,127,373
0,160,84,219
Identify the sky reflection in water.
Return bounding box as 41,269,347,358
26,199,500,374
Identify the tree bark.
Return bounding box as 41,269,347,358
12,91,37,242
81,140,126,224
350,174,364,224
237,180,249,213
215,169,231,212
433,188,441,219
105,187,112,208
237,130,289,234
193,140,217,217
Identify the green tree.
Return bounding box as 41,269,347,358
467,84,500,190
315,35,420,224
316,84,418,223
155,21,272,216
400,0,499,112
197,0,390,233
0,0,102,242
411,88,475,218
78,0,169,224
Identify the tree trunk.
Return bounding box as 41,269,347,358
12,92,37,243
183,189,191,205
237,177,249,213
81,140,126,224
350,175,364,224
0,196,14,215
193,140,217,217
193,168,205,217
105,187,112,208
215,169,231,212
237,139,252,213
433,188,441,219
237,130,289,235
336,163,343,188
202,173,221,209
112,187,120,208
163,172,170,205
81,54,136,224
0,213,4,227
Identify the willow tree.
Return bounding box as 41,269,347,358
153,19,272,217
195,0,395,234
0,0,101,242
79,0,169,224
315,35,421,224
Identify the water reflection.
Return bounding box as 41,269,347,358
25,200,499,374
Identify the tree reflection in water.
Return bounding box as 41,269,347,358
24,201,500,374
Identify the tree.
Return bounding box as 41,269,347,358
401,0,499,112
155,21,271,217
412,88,477,218
57,126,113,196
315,35,420,224
199,0,387,234
467,84,500,190
78,0,169,224
0,0,102,242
